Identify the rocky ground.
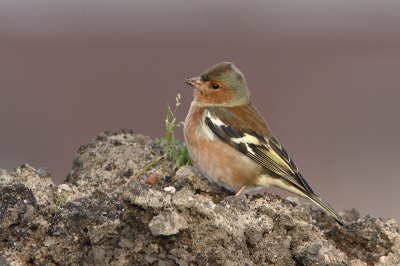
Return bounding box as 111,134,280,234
1,129,399,266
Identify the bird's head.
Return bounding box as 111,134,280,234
185,62,250,106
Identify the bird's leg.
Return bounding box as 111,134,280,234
235,185,247,196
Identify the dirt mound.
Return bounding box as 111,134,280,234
1,129,399,265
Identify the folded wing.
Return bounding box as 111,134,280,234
204,105,314,195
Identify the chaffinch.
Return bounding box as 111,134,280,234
183,62,344,225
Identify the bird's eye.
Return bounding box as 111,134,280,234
212,84,220,89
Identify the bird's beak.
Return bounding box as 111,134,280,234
185,77,204,91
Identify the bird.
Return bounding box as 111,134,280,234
183,62,344,225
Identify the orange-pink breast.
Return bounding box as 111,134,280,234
184,103,264,192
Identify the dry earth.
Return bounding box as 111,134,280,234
1,129,399,265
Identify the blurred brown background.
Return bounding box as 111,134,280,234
1,1,399,222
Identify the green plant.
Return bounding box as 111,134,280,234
134,94,192,179
158,94,192,174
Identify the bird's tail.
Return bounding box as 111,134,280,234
307,193,345,226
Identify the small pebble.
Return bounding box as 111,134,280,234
145,174,159,185
59,184,71,191
164,186,176,194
